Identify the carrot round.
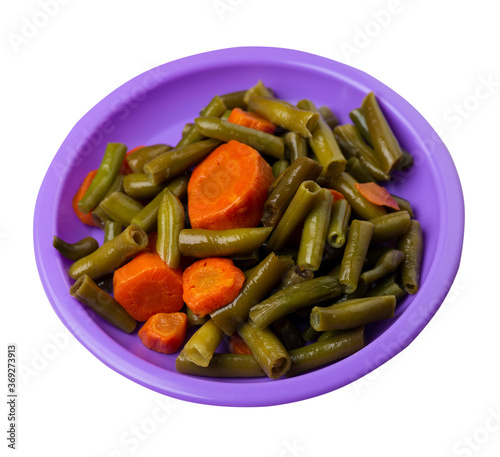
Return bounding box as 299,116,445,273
227,107,277,134
355,182,400,210
229,333,252,355
73,170,99,227
119,146,144,175
182,257,245,317
138,312,187,354
113,252,183,321
327,189,346,203
187,140,274,230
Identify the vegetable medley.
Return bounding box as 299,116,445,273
53,81,423,379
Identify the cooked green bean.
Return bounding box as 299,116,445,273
345,157,376,183
297,99,347,178
310,295,396,331
53,236,99,261
284,131,308,163
98,191,144,227
287,327,364,376
319,106,339,129
317,329,342,342
78,143,127,214
68,224,148,280
277,265,314,291
391,195,414,218
238,320,291,379
339,219,374,294
104,173,125,198
178,227,272,258
186,307,209,327
361,92,403,173
144,138,221,186
370,210,411,243
103,221,122,243
129,173,189,232
182,123,195,136
210,252,290,335
328,172,386,220
176,351,265,378
231,250,260,270
91,205,112,228
157,188,184,269
366,273,406,300
302,324,321,342
249,276,342,329
360,249,405,284
331,280,370,305
266,180,322,251
327,199,352,249
126,144,172,173
262,157,323,227
123,173,165,199
69,274,136,333
398,220,423,294
221,109,232,121
272,159,290,178
247,95,319,138
349,108,373,146
181,319,224,367
219,90,248,110
272,318,304,351
243,80,273,104
297,188,333,271
194,117,285,159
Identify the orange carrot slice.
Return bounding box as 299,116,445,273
72,170,99,227
227,107,277,134
229,333,252,355
138,312,187,354
355,182,400,210
327,189,346,203
182,257,245,317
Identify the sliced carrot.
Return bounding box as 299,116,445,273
229,333,252,355
327,189,346,203
182,257,245,317
119,146,144,175
72,169,99,227
355,182,400,210
227,107,277,134
113,252,183,321
138,312,187,354
187,140,274,230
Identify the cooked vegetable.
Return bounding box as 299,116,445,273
398,220,423,294
187,140,274,230
72,170,99,227
179,319,224,366
355,182,400,210
125,144,172,173
123,173,166,199
360,249,405,284
370,210,411,243
53,236,99,261
229,333,252,355
113,251,183,321
327,199,351,249
227,107,277,134
98,191,144,226
284,132,308,163
157,189,184,269
138,312,187,354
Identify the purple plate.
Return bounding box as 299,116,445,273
33,47,464,406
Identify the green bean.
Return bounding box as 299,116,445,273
243,80,273,104
272,318,304,351
210,252,290,335
284,132,308,163
334,124,390,182
327,199,352,249
194,117,285,159
391,195,414,218
91,205,112,228
53,236,99,261
238,320,291,379
123,173,165,199
277,265,314,291
78,143,127,214
310,295,396,331
104,173,125,198
98,191,144,227
297,99,347,178
349,108,373,146
331,280,370,305
181,319,224,367
176,351,265,378
266,180,322,251
361,92,403,173
297,188,333,271
126,145,172,173
219,90,248,110
129,173,189,233
178,227,272,258
68,224,148,280
103,221,122,243
366,273,406,300
317,329,343,342
262,157,323,227
370,210,411,243
272,159,290,178
69,274,136,333
339,220,374,294
186,307,209,327
247,96,319,138
156,188,184,269
302,324,321,342
231,250,260,270
328,172,386,220
144,138,221,186
319,106,339,129
249,276,342,329
287,327,364,376
177,95,227,148
398,220,423,294
221,109,232,121
396,149,414,170
360,249,405,284
345,157,376,183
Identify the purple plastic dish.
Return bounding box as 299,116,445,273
34,47,464,407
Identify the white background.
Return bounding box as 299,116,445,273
2,1,499,456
